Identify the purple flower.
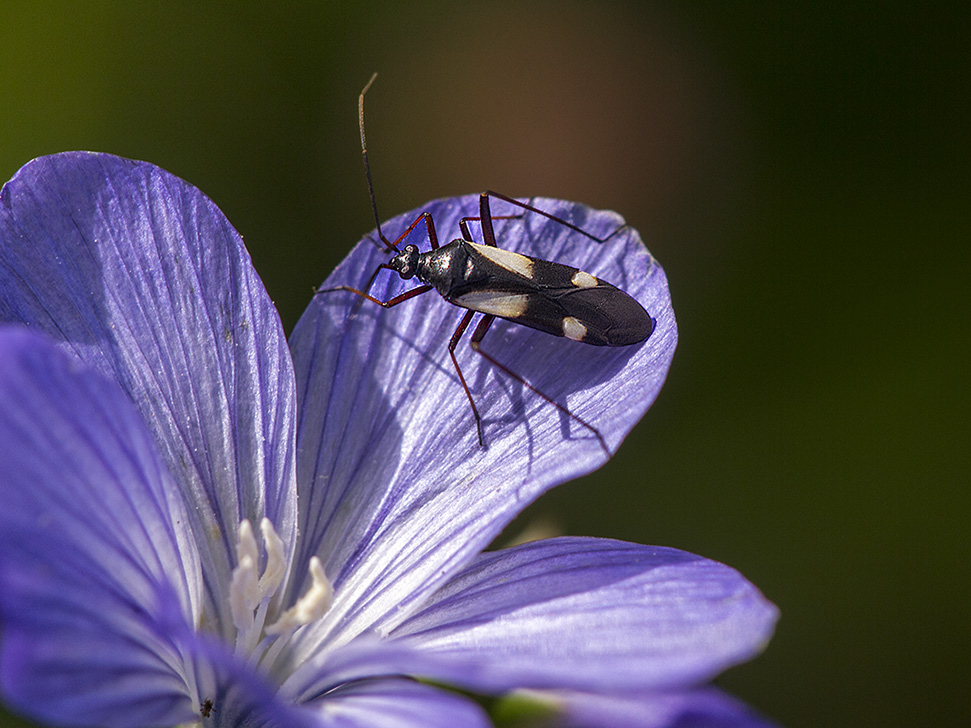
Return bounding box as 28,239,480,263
0,152,778,727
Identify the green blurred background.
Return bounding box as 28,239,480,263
1,2,967,727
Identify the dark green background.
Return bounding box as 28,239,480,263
2,3,967,727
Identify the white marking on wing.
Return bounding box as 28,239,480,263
562,316,588,341
455,291,530,318
571,270,598,288
470,242,534,278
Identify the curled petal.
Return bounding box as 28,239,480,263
289,196,677,655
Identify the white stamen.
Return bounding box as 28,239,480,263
236,519,259,565
229,552,260,633
229,520,262,635
223,518,335,673
265,557,333,635
259,517,286,598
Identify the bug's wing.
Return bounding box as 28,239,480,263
513,258,653,346
528,281,654,346
452,245,653,346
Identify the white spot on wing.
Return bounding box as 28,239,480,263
470,243,534,278
571,270,598,288
562,316,588,341
455,291,529,318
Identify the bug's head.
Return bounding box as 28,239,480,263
388,244,420,280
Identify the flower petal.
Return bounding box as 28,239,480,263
0,329,200,725
176,630,318,728
536,687,781,728
289,196,676,649
386,537,778,693
302,679,491,728
0,153,298,633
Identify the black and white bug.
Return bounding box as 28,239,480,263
317,75,653,453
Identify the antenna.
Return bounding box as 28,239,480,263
358,72,394,251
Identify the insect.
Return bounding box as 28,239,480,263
200,698,214,718
317,74,653,453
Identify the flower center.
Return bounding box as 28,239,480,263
228,518,333,670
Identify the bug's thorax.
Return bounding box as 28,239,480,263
408,239,469,297
388,240,464,293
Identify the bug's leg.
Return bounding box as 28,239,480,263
387,210,442,251
333,262,393,302
459,214,520,245
315,262,390,301
470,315,611,456
478,191,501,248
447,310,487,447
318,213,440,305
315,276,434,308
315,204,440,304
477,190,629,245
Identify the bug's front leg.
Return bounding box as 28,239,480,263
315,282,434,308
315,262,434,308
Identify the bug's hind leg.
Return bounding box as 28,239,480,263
475,191,630,248
469,315,611,456
448,309,487,447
